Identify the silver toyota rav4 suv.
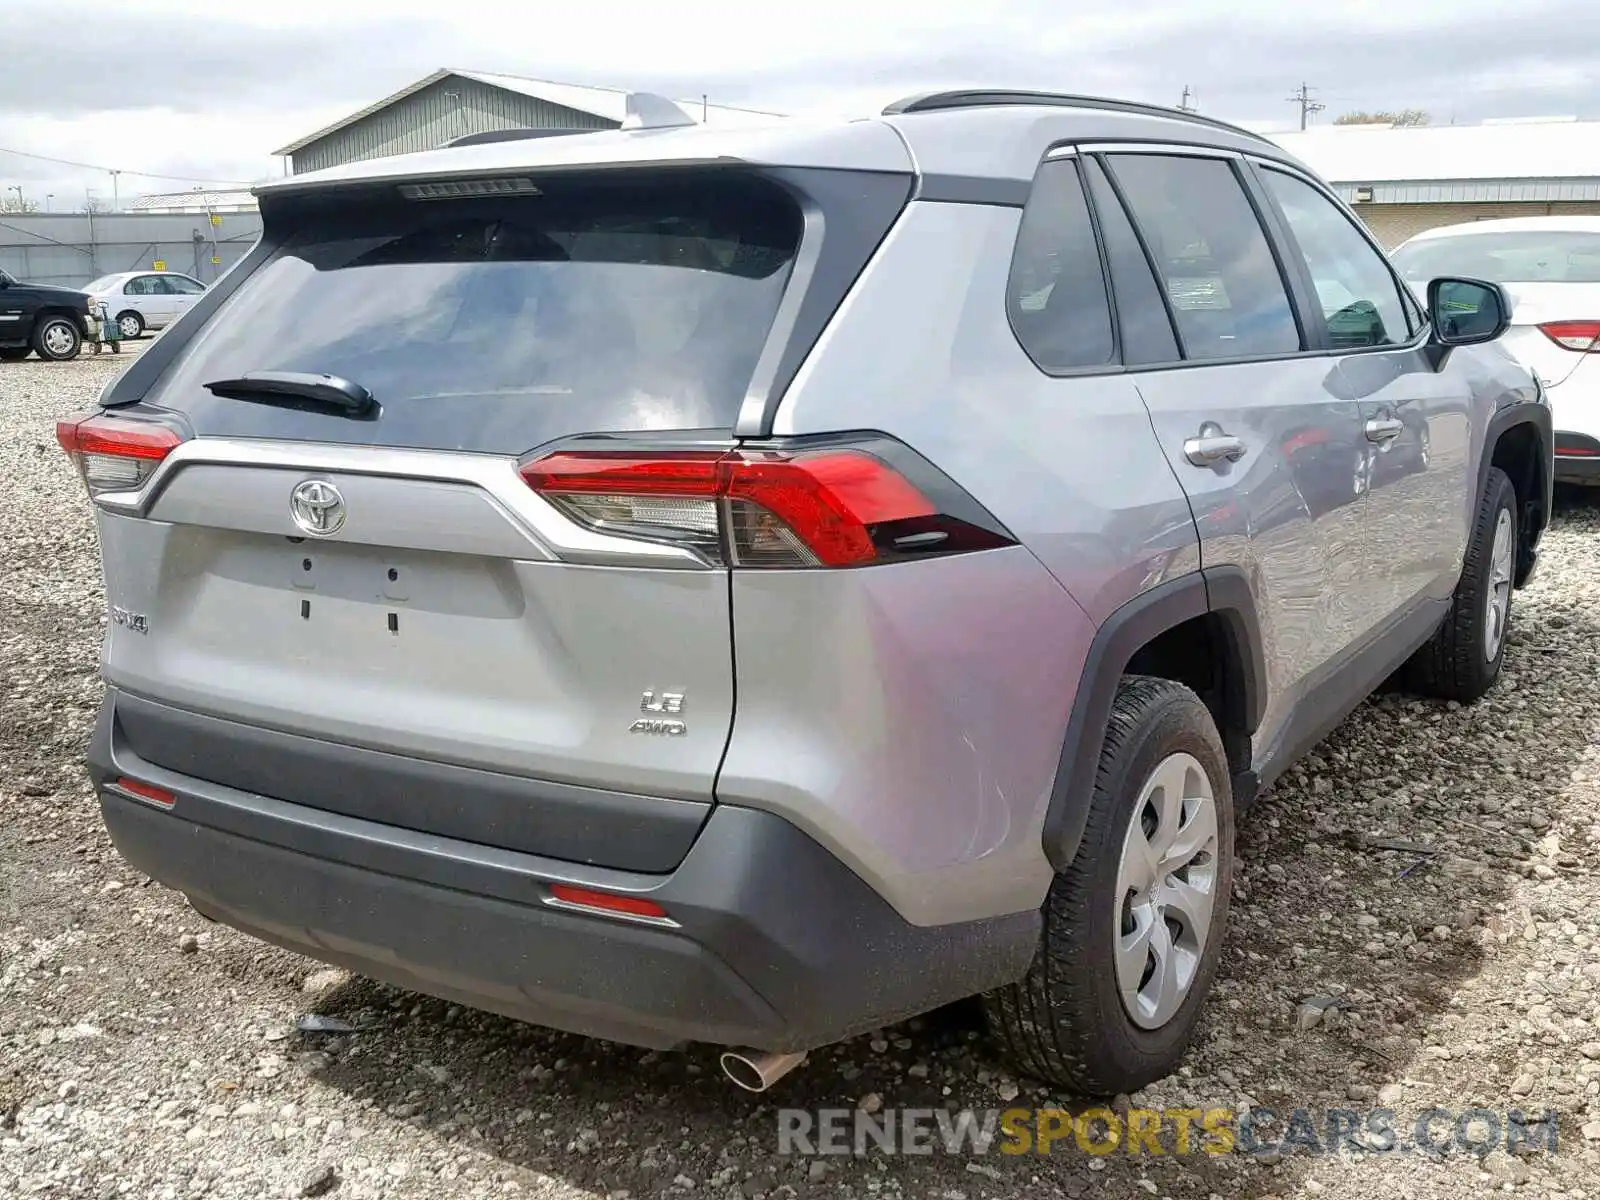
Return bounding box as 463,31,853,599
64,90,1552,1095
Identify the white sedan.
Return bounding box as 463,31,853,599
1391,217,1600,486
82,271,208,340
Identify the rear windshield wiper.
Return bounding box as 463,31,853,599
203,371,376,416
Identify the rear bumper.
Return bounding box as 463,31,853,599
1554,432,1600,484
89,690,1038,1052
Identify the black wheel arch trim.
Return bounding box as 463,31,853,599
1041,566,1266,872
1479,400,1553,588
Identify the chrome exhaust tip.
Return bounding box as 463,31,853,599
719,1048,807,1092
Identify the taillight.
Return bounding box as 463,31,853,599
520,442,1013,568
56,412,183,496
1538,321,1600,352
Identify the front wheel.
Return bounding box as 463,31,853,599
983,676,1234,1094
33,316,82,361
1402,466,1517,703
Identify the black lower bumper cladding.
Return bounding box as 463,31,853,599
89,689,1039,1052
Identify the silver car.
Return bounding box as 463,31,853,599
82,270,208,340
62,90,1550,1095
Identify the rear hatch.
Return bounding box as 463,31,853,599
78,168,817,872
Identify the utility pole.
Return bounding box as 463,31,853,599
1286,82,1324,130
1179,86,1196,112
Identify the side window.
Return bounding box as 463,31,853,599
1106,154,1302,360
168,276,207,295
1006,157,1116,372
1081,158,1180,365
125,276,153,296
1260,168,1414,347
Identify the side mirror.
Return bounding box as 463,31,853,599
1428,277,1511,347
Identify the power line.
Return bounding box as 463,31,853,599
0,144,252,187
1286,82,1326,130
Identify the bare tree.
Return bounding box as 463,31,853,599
1334,109,1430,127
84,196,111,214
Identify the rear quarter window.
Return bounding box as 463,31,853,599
143,171,804,453
1006,157,1116,373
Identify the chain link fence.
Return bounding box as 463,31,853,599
0,211,263,289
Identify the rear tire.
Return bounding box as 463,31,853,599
117,311,145,339
33,315,82,361
983,676,1234,1095
1402,466,1517,703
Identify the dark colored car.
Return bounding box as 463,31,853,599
0,268,94,361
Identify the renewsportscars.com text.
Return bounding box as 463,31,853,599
776,1105,1560,1158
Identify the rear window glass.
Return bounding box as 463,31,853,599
1392,230,1600,285
147,172,803,453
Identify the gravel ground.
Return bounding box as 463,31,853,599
5,348,1600,1200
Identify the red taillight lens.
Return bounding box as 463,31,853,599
1538,321,1600,352
726,452,935,566
522,446,964,568
56,412,183,496
547,883,669,920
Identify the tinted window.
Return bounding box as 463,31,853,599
1007,158,1115,372
147,172,802,451
166,275,207,295
1082,157,1181,364
1391,229,1600,285
126,276,158,296
1262,169,1412,347
1107,154,1301,360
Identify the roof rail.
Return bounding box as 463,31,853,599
882,90,1272,146
444,127,592,149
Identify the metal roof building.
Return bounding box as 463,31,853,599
129,189,258,214
272,68,783,175
1265,117,1600,247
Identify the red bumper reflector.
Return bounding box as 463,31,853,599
114,777,176,809
548,883,668,920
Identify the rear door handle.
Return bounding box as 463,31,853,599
1365,418,1404,444
1183,423,1248,467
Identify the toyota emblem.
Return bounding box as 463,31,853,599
289,479,347,536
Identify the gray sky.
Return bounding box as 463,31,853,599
2,0,1597,208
